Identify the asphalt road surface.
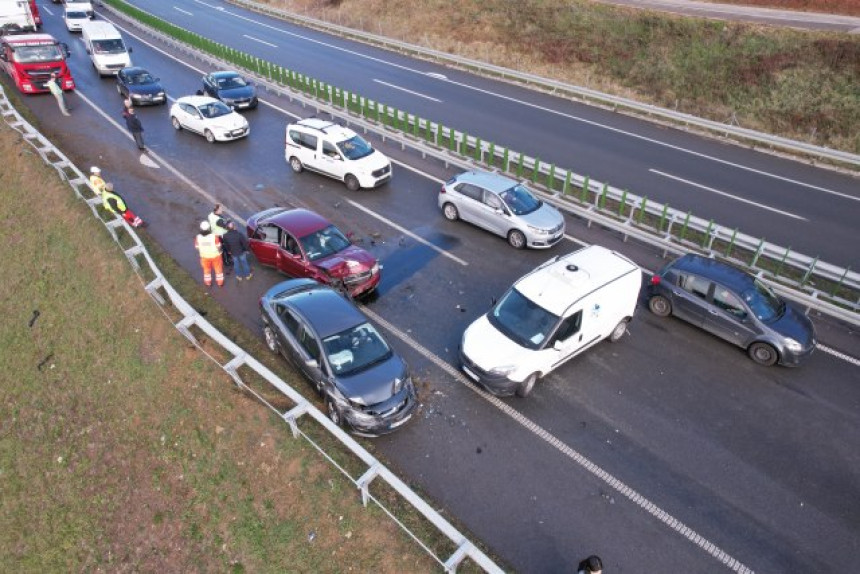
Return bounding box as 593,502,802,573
6,3,859,572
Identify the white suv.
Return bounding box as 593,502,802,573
285,118,392,191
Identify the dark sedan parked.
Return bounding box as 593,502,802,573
247,207,381,298
647,254,815,366
261,279,417,435
116,66,166,106
202,70,257,109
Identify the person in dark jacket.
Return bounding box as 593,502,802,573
221,221,253,281
124,107,145,150
577,555,603,574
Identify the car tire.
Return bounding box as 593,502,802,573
289,156,303,173
515,373,538,398
748,342,778,366
648,295,671,317
326,398,342,427
205,129,216,144
609,319,628,343
442,203,459,221
344,174,360,192
263,325,279,353
507,229,527,249
171,116,181,131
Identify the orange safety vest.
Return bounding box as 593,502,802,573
195,234,221,258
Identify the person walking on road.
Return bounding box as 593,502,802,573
222,221,253,281
46,72,70,116
89,166,106,196
195,221,224,287
102,182,144,228
124,106,146,151
577,555,603,574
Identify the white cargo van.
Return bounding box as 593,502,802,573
81,20,131,76
0,0,37,34
460,245,642,397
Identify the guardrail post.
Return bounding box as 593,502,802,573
658,204,669,233
488,142,496,168
426,119,433,143
562,170,571,196
516,152,524,178
356,462,382,507
548,164,556,191
751,238,766,267
459,133,468,156
702,219,714,248
412,114,419,137
282,402,310,439
679,211,692,242
636,197,648,224
801,257,819,287
598,183,608,209
449,129,456,152
531,157,540,183
502,148,509,172
580,176,590,202
830,267,850,297
474,137,482,162
618,189,628,217
725,228,739,257
775,246,792,277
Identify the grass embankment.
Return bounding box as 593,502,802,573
0,120,439,571
261,0,859,154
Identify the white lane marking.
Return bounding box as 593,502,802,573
173,7,192,16
361,306,755,574
650,169,808,221
373,79,441,102
347,199,468,266
426,72,447,80
817,343,860,367
243,34,278,48
140,153,160,168
189,0,857,203
42,6,54,16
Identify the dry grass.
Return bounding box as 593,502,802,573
0,119,440,572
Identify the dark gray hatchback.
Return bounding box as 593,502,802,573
647,254,815,366
260,279,417,435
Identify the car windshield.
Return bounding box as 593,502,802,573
128,72,155,85
67,11,87,18
300,225,352,261
488,288,559,350
337,135,374,160
217,75,247,89
322,322,392,377
12,45,63,63
198,101,232,118
92,39,126,54
500,184,542,216
741,281,785,322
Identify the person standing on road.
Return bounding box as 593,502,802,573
577,555,603,574
222,220,253,281
89,166,106,196
124,107,146,151
195,221,224,287
102,182,144,227
208,203,233,271
46,72,70,116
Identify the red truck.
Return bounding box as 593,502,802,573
28,0,41,28
0,33,74,93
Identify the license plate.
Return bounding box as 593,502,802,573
462,366,479,381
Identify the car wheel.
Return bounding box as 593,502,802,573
326,398,342,427
515,373,538,398
263,325,279,353
648,295,671,317
442,202,459,221
507,229,526,249
171,116,181,130
205,129,216,144
748,342,778,366
344,174,360,192
289,156,303,173
609,319,628,343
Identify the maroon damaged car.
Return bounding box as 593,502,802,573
246,207,381,298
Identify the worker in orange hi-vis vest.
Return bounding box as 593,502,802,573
195,221,224,287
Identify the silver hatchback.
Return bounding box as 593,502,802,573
438,171,565,249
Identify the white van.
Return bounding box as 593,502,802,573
460,245,642,397
81,20,131,76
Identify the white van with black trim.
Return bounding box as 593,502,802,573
460,245,642,397
81,20,131,76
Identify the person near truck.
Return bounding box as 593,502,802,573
102,182,144,227
222,221,253,281
195,221,224,287
46,73,70,116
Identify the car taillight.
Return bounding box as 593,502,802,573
650,275,661,285
440,185,446,194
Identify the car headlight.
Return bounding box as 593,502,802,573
346,406,376,423
527,225,551,235
156,91,165,97
371,262,380,274
784,338,803,353
489,364,517,376
131,93,142,99
393,376,411,393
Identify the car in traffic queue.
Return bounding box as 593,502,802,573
439,170,566,249
115,66,165,105
62,6,89,32
246,207,381,298
260,279,418,436
201,70,257,110
285,118,392,191
169,95,249,143
647,254,816,366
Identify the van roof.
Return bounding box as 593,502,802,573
293,118,356,142
515,245,640,316
81,20,121,39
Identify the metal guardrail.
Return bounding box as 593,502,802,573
0,87,503,574
100,0,860,328
229,0,860,169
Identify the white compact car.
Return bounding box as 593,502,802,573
285,118,392,191
170,95,249,143
460,245,642,397
63,7,89,32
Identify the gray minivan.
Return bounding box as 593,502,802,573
438,170,565,249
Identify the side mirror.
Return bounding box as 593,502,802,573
127,46,133,53
553,340,563,351
85,48,91,55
